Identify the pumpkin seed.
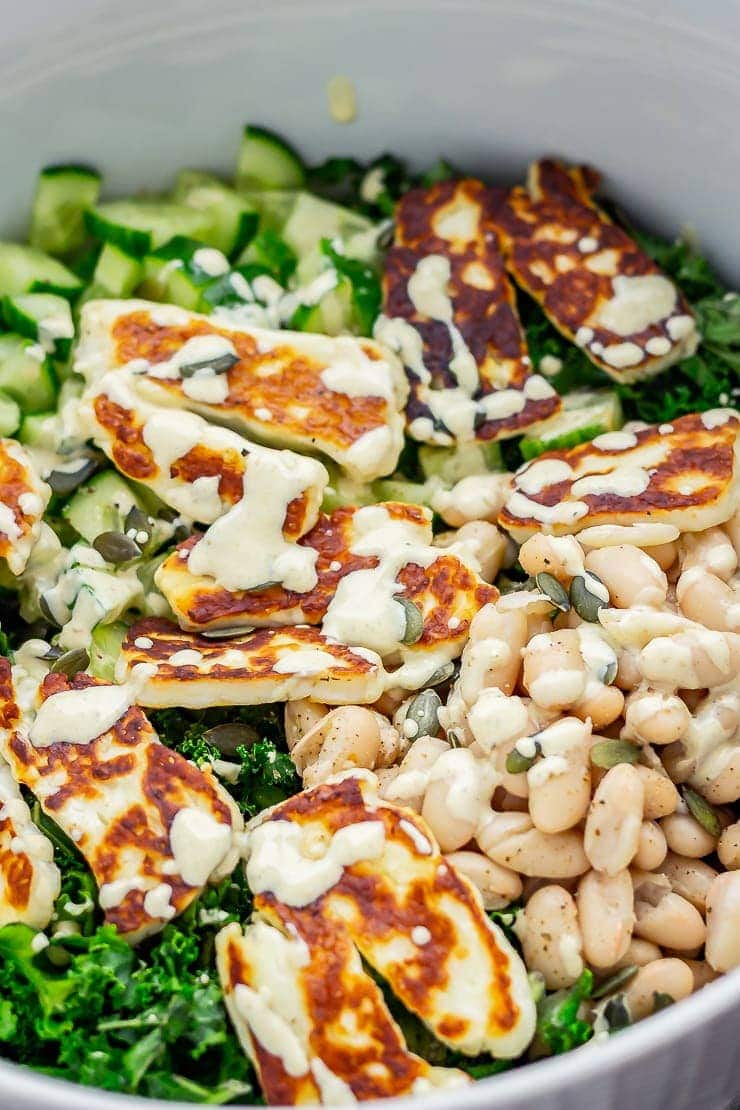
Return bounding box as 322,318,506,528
50,648,90,677
591,965,639,1000
652,991,675,1014
47,457,99,497
180,352,239,377
427,661,456,686
590,739,642,769
601,658,618,686
681,786,722,838
203,722,259,755
39,594,62,628
603,995,631,1031
93,530,142,564
123,505,152,545
42,645,64,661
377,221,395,251
506,740,542,774
406,689,441,739
535,572,570,612
570,572,607,622
398,597,424,644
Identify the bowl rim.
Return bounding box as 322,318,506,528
1,966,737,1109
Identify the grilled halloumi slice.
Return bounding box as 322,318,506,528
117,618,386,708
0,438,51,575
218,772,534,1106
156,502,497,690
0,761,60,929
377,178,560,445
0,661,241,943
75,299,408,481
492,159,699,382
499,410,740,542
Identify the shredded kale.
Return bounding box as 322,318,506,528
532,969,594,1056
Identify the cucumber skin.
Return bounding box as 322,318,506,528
520,422,607,461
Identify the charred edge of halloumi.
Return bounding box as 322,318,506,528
0,438,51,576
0,760,60,929
492,158,699,383
0,663,241,943
118,618,386,708
379,177,560,445
244,773,536,1061
75,299,408,482
499,409,740,542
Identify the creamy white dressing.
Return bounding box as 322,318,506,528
28,684,132,747
595,274,677,337
169,806,232,887
273,650,345,676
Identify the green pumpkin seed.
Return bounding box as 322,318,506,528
180,352,239,377
93,530,142,564
590,739,642,769
50,648,90,677
47,457,99,497
427,661,456,686
398,597,424,644
603,995,631,1031
39,594,62,628
591,965,639,1000
681,787,722,838
203,722,259,755
123,505,152,545
652,991,675,1014
570,572,607,622
506,740,542,774
42,645,64,661
601,658,619,686
535,572,570,612
406,689,442,739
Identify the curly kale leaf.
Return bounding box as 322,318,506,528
533,969,594,1056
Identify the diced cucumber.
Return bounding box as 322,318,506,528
320,239,381,335
281,192,376,264
520,389,623,460
238,189,299,232
63,470,145,542
291,277,354,336
0,242,82,299
29,163,102,256
0,334,58,413
0,391,21,437
89,620,127,682
173,170,259,257
93,243,143,296
419,441,503,483
372,476,441,509
236,125,305,190
141,236,228,310
320,464,375,512
1,293,74,357
85,200,212,257
17,409,58,449
237,229,297,285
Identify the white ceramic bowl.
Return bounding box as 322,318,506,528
0,2,738,1107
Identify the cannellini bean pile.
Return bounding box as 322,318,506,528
284,507,740,1031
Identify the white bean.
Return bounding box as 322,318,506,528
284,698,328,751
584,764,644,874
623,688,690,746
292,706,383,785
585,545,668,608
445,850,522,909
633,765,680,819
477,812,589,879
577,868,634,969
522,629,586,711
521,885,584,989
608,937,662,971
421,748,496,852
676,565,740,633
683,958,720,990
459,606,528,702
660,851,718,913
680,527,737,581
705,871,740,971
718,821,740,869
634,889,706,950
633,821,668,871
661,812,718,858
527,719,592,834
623,959,694,1020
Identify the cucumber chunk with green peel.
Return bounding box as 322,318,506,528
236,125,306,190
141,236,230,310
17,409,58,449
371,476,442,509
238,189,299,232
418,440,504,483
280,192,377,265
92,243,143,296
291,277,354,336
63,470,145,543
29,163,102,256
237,229,297,285
89,620,128,682
85,200,212,257
0,392,21,437
0,334,58,413
320,464,376,512
173,170,259,257
1,293,74,356
520,389,623,460
0,242,83,299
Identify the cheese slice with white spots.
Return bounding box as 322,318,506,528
0,438,51,575
0,761,60,929
378,178,560,445
492,159,699,382
499,410,740,542
117,618,386,708
0,660,241,944
217,774,534,1104
74,299,408,481
155,502,497,690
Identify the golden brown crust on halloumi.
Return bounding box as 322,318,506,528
155,502,497,688
499,410,740,541
0,439,50,575
231,774,534,1077
119,618,385,708
0,663,239,943
492,159,699,382
76,300,407,481
0,761,59,929
380,178,560,444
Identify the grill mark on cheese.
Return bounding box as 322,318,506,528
381,178,560,444
491,159,698,382
0,439,51,575
0,760,59,927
